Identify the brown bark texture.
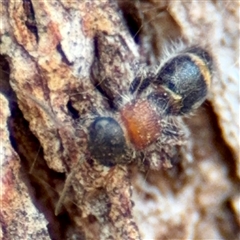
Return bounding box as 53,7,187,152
0,0,239,240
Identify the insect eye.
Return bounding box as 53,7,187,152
88,117,128,167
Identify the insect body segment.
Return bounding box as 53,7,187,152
88,117,129,167
120,99,161,150
152,47,213,115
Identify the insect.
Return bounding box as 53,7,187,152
88,45,213,168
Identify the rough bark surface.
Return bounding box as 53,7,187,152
0,0,239,240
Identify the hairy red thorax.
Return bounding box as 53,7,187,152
120,99,161,150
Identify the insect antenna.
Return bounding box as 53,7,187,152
132,3,167,41
29,145,42,174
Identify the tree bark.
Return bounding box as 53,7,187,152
0,1,239,239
